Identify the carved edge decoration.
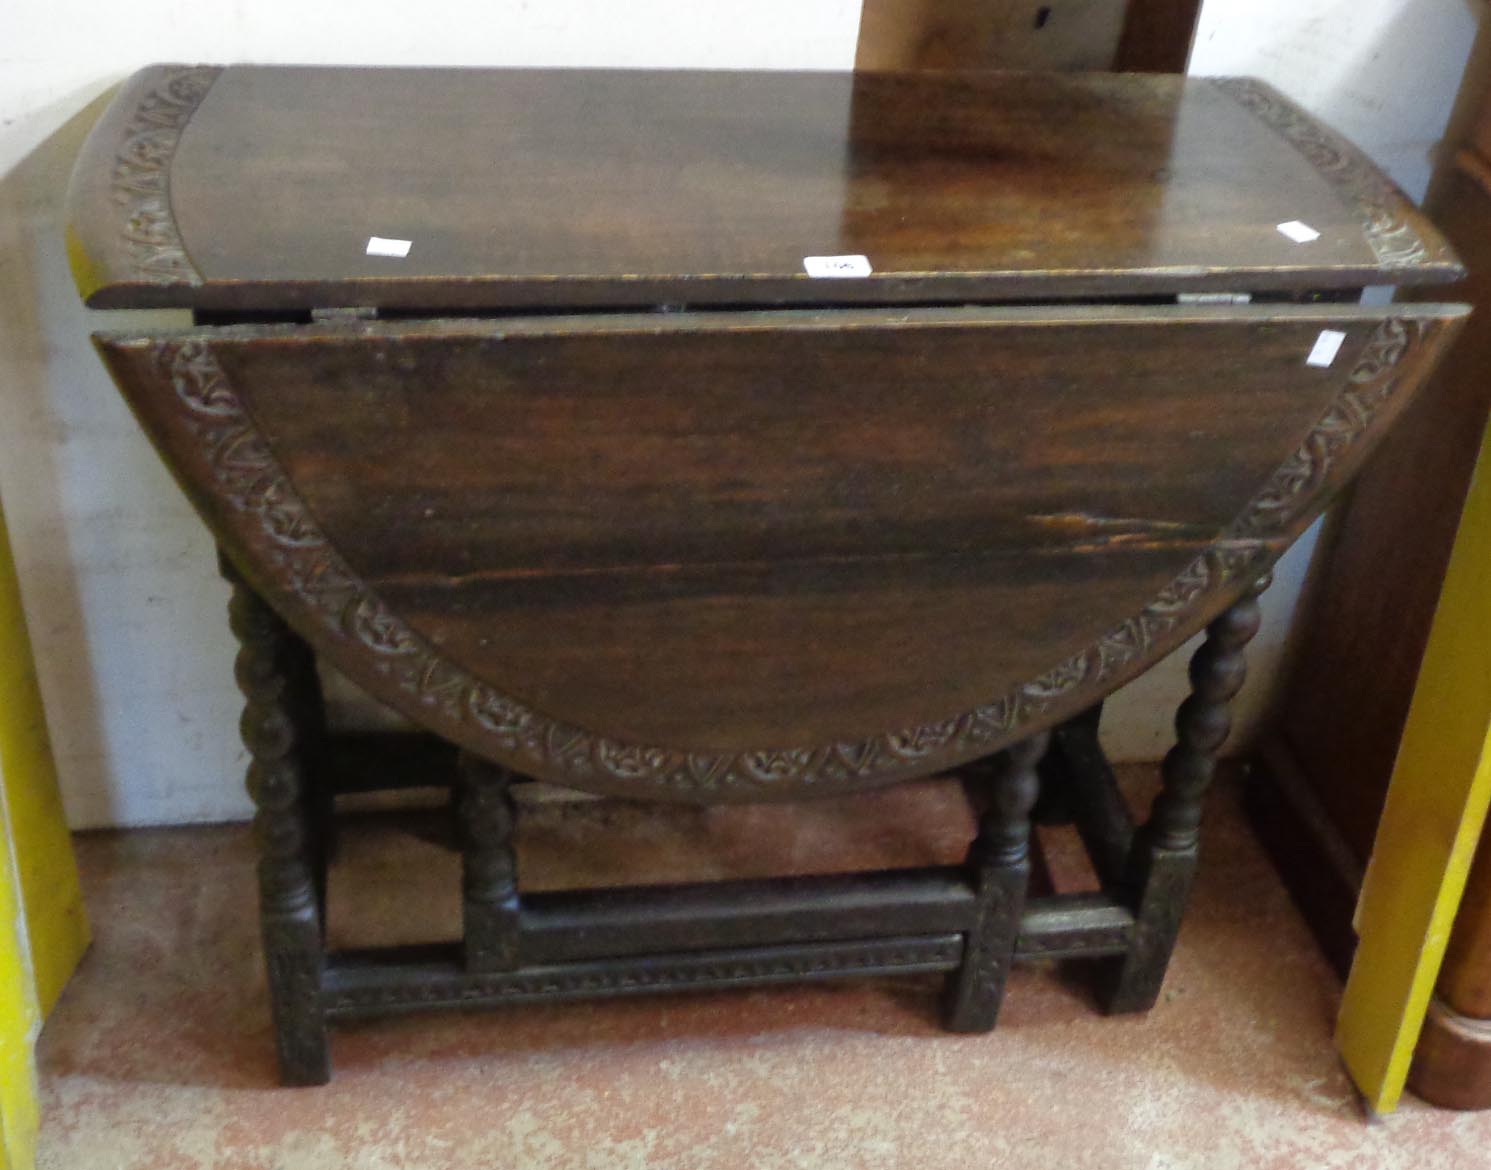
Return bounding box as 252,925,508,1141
158,318,1419,800
110,65,220,284
1211,77,1434,271
321,936,965,1017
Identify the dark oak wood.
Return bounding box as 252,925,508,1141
456,755,520,973
224,563,331,1086
65,65,1472,1084
66,66,1459,312
1106,575,1267,1013
95,304,1466,802
855,0,1130,72
1115,0,1204,73
944,731,1050,1031
323,937,969,1018
1039,704,1134,885
517,869,979,963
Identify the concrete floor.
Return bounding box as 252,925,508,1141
35,769,1491,1169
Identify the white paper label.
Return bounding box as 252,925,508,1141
1177,292,1253,305
1276,220,1321,244
366,236,413,258
803,254,872,278
1306,329,1348,368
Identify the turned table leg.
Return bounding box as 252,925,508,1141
456,754,521,972
225,564,332,1085
943,730,1050,1032
1105,574,1270,1014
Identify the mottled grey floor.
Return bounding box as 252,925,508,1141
36,770,1491,1169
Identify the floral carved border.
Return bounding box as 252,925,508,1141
156,318,1419,800
1212,77,1435,270
110,65,220,284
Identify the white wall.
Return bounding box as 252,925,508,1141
0,0,1476,825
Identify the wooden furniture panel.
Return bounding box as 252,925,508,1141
96,305,1463,797
856,0,1130,72
66,66,1456,311
1116,0,1205,73
63,64,1465,1085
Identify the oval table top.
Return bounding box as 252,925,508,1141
93,301,1466,800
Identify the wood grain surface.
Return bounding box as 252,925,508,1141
93,303,1466,799
65,65,1459,311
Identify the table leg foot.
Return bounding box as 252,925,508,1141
942,730,1050,1032
1104,575,1269,1015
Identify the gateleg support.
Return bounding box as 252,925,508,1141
943,730,1050,1032
1105,574,1270,1014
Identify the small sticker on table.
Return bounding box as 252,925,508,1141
1277,220,1321,244
366,236,413,258
804,254,872,278
1307,329,1348,368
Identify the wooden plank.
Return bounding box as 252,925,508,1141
1043,708,1134,886
93,303,1466,802
64,66,1459,311
321,935,967,1019
319,887,1138,1022
1017,893,1135,958
855,0,1126,71
1114,0,1203,73
1336,412,1491,1114
521,869,977,963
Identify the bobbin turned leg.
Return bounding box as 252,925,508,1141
943,730,1050,1032
1105,574,1270,1014
456,754,521,972
225,565,331,1085
1032,702,1102,826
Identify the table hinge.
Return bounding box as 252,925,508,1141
311,306,379,322
1176,292,1252,305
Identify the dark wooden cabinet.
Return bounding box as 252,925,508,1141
855,0,1202,73
65,64,1465,1084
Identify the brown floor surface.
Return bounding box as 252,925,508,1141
35,769,1491,1169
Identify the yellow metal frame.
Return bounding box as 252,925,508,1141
0,498,90,1169
1337,412,1491,1114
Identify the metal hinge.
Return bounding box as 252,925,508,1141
1176,292,1253,305
310,306,379,322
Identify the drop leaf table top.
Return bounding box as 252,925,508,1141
65,65,1466,805
60,62,1472,1087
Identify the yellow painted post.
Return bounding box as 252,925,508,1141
1336,412,1491,1114
0,495,91,1168
0,788,41,1170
